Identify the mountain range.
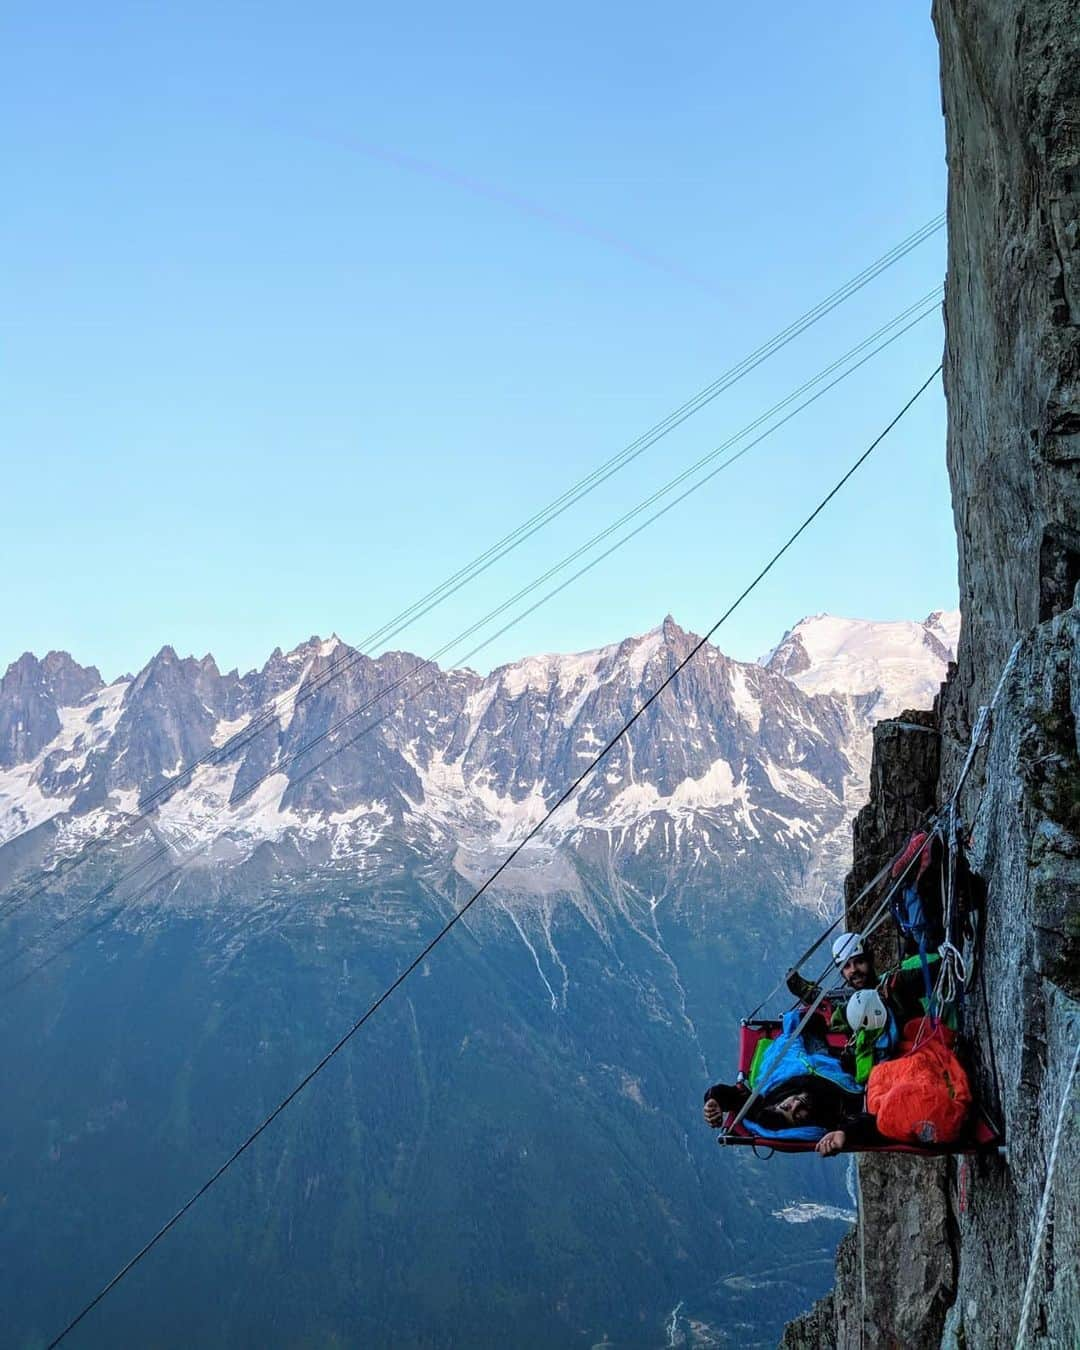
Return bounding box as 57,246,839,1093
0,610,959,902
0,609,958,1348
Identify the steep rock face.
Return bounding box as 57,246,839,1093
780,712,956,1350
785,1,1080,1345
784,631,1080,1350
935,0,1080,704
91,647,241,807
0,652,102,769
932,0,1079,1342
944,613,1080,1346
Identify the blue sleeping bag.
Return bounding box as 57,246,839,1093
742,1010,863,1141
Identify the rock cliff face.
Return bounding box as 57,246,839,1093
784,1,1080,1345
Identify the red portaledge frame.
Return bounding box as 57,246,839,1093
716,1017,1006,1157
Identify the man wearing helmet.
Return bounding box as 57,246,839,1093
784,930,937,1083
703,933,967,1149
828,930,875,990
785,930,871,1002
785,930,937,1030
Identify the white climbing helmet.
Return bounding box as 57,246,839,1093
831,931,865,969
846,988,889,1034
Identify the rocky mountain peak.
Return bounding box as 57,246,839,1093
139,644,222,680
0,650,104,769
764,627,812,680
288,634,342,662
0,612,960,908
1,649,103,702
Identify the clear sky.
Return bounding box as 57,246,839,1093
3,4,956,683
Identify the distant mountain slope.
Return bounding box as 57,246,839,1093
0,612,958,1348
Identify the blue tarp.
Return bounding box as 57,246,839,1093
742,1010,863,1141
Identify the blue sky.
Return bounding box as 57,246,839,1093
3,4,955,682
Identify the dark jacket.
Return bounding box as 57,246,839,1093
704,1074,883,1145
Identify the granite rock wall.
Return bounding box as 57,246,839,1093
783,0,1079,1344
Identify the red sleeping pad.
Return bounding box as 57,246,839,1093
718,1018,1003,1156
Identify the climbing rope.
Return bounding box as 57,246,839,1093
41,370,942,1349
855,1156,867,1350
950,639,1022,804
1013,1035,1080,1349
910,637,1024,1046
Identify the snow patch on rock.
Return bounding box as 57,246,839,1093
773,1202,855,1225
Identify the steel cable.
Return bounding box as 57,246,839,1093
2,301,939,987
2,217,944,913
42,368,940,1349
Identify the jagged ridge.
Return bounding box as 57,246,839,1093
0,614,957,914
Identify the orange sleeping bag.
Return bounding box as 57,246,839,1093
866,1025,972,1146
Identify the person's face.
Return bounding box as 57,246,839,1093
842,954,874,989
775,1092,812,1125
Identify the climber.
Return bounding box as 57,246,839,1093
705,1015,974,1154
842,987,900,1083
701,995,882,1133
785,930,872,1004
702,1008,878,1143
786,930,940,1028
703,1075,879,1142
786,932,942,1081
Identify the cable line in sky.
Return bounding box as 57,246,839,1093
3,295,939,993
42,366,942,1350
1,216,943,917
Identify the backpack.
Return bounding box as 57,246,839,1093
865,1025,972,1145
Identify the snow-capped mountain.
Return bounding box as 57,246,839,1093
0,611,959,1349
763,610,960,718
0,612,957,914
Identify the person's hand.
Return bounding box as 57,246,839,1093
815,1130,847,1156
703,1099,725,1128
786,968,814,1001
